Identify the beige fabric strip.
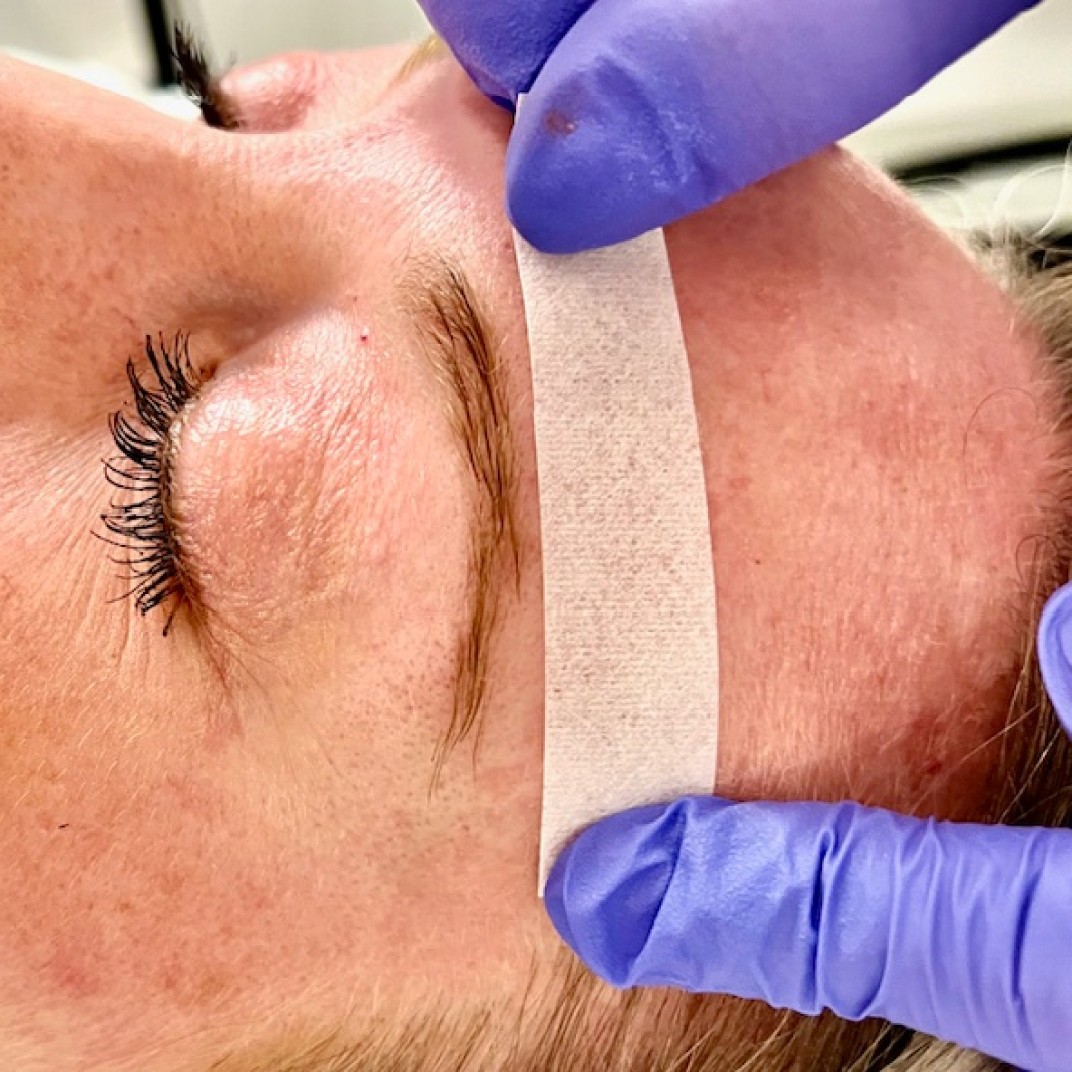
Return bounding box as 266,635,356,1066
512,206,721,895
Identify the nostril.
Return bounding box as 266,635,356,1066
218,52,326,133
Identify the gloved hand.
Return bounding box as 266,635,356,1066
543,582,1072,1072
418,0,1043,252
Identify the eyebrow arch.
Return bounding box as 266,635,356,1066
389,34,448,92
404,258,521,785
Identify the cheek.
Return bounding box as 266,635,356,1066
0,704,415,1064
0,353,485,1058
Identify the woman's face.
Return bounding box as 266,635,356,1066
0,41,1060,1070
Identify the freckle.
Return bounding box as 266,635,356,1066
195,971,229,1004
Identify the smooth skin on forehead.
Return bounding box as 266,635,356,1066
0,41,1062,1071
672,154,1059,807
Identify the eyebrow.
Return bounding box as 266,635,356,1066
403,258,521,785
388,34,448,92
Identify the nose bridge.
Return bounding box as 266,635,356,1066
2,109,296,317
0,61,328,423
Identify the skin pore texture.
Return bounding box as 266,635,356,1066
0,39,1064,1072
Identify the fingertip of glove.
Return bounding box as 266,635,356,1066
1039,583,1072,736
506,106,654,254
541,801,692,986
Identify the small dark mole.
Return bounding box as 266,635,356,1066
57,824,69,830
544,110,577,136
753,559,761,566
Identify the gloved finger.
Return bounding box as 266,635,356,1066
1038,581,1072,738
508,0,1042,252
416,0,593,106
544,795,1072,1072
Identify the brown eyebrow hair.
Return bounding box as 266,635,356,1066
403,258,521,787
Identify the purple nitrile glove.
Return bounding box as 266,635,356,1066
542,582,1072,1072
418,0,1043,252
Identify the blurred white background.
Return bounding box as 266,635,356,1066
0,1,430,84
2,0,1070,241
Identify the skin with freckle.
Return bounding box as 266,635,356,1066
0,42,1062,1072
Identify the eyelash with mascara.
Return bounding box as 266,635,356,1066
98,333,203,636
172,24,241,130
96,28,231,634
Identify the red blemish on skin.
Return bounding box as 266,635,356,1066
544,110,577,137
360,327,371,342
46,946,103,1001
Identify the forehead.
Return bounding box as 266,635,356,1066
667,148,1060,805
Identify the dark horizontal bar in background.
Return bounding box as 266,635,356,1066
895,135,1072,185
